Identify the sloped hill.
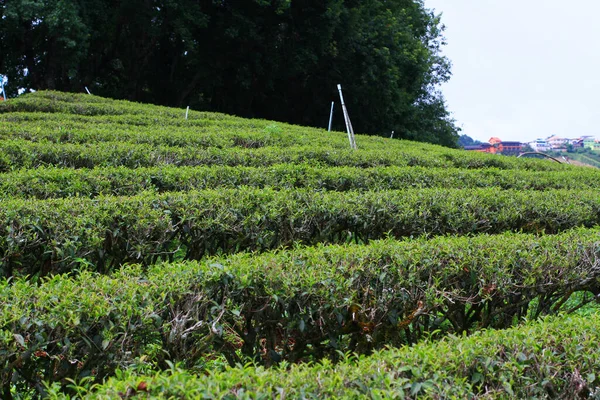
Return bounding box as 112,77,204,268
1,91,599,399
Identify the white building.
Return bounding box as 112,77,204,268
529,138,550,152
546,135,567,148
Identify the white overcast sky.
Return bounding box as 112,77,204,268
424,0,600,143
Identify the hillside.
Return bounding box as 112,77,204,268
1,91,600,399
565,152,600,169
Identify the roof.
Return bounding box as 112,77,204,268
501,141,522,146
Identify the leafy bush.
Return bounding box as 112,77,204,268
0,139,571,172
0,91,571,172
2,165,600,200
3,229,600,395
2,187,600,277
1,91,598,398
46,313,600,399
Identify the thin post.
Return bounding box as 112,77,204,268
337,84,357,149
185,106,190,120
328,101,334,132
0,75,6,101
85,87,91,95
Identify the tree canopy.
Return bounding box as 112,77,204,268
0,0,459,146
458,134,483,148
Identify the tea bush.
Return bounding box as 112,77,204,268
3,229,600,394
1,164,600,200
2,188,600,277
48,313,600,399
1,91,598,398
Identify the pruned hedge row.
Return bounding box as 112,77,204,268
0,91,423,152
0,92,420,152
0,139,568,172
3,229,600,397
0,140,431,170
1,112,573,173
0,112,360,150
0,92,575,173
2,164,600,200
0,91,203,119
47,313,600,399
3,187,600,277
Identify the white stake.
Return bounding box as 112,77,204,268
337,84,357,149
328,101,334,132
185,106,190,120
85,87,91,95
0,75,6,100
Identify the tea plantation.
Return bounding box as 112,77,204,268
1,91,600,399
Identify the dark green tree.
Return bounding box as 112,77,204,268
0,0,460,146
458,134,483,148
0,0,88,92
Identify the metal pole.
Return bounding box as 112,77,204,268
185,106,190,120
0,75,6,101
85,87,91,95
337,84,357,149
328,101,334,132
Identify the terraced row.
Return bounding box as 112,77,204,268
3,187,600,277
47,312,600,399
0,139,572,173
2,91,599,399
4,229,600,396
0,91,576,172
1,164,599,200
0,92,433,151
0,113,358,150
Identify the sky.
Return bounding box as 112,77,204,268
424,0,600,143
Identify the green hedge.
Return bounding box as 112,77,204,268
0,90,203,118
47,313,600,399
2,164,600,200
3,229,600,397
2,187,600,277
0,139,569,172
0,139,445,171
0,92,573,172
0,112,360,150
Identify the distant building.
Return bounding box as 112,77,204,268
547,135,567,148
462,134,600,155
529,139,550,152
488,137,502,146
570,139,584,149
464,143,495,153
511,135,600,152
464,138,523,155
583,137,600,151
498,141,523,156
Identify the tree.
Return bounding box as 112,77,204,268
458,134,483,148
0,0,460,147
0,0,89,93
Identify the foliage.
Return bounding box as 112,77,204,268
4,187,600,277
2,164,600,200
3,229,600,395
0,92,568,172
458,134,483,147
0,92,599,398
45,313,600,399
